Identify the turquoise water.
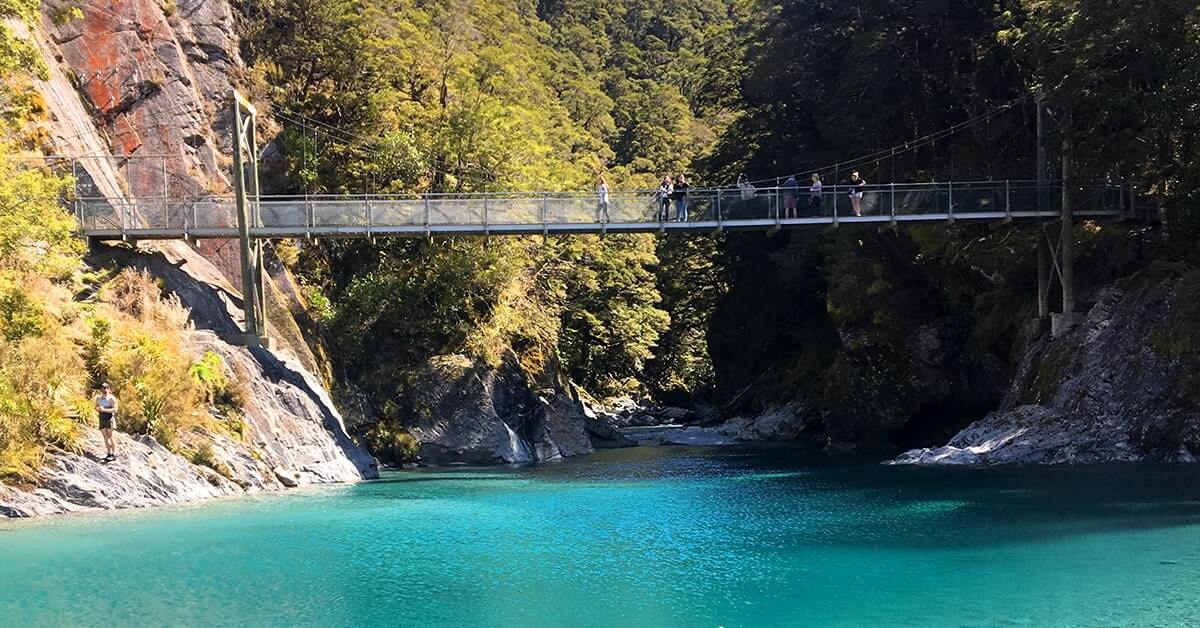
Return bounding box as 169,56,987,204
3,446,1200,627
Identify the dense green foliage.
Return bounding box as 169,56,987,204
700,0,1199,447
241,0,1198,450
241,0,744,405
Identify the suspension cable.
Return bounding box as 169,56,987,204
742,93,1033,187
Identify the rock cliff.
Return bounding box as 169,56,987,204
0,242,378,518
894,270,1200,465
0,0,378,517
388,352,593,465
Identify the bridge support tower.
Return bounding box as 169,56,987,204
232,91,268,348
1034,98,1080,338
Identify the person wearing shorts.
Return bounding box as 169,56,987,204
94,383,119,462
848,171,866,216
783,175,799,218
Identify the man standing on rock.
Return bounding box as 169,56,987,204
94,383,119,462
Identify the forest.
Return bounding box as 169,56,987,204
232,0,1200,455
4,0,1197,477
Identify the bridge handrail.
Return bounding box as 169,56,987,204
73,180,1137,237
70,179,1118,203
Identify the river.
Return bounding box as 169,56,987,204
3,445,1199,626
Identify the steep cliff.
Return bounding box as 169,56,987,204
393,352,593,465
0,0,377,517
894,267,1200,465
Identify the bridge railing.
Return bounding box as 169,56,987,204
75,181,1129,237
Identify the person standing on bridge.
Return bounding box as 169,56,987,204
673,174,690,222
94,383,119,462
738,174,756,200
808,173,823,216
848,171,866,216
597,175,610,222
783,175,800,218
657,176,673,221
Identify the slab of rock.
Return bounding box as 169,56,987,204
631,427,737,447
893,274,1200,466
401,352,593,465
891,405,1147,465
715,405,808,441
1,431,239,518
585,415,635,449
272,467,301,488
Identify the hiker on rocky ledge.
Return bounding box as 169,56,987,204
94,383,119,463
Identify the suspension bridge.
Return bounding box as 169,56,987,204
58,92,1150,347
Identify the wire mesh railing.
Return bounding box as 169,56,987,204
74,180,1131,238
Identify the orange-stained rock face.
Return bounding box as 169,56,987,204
41,0,248,279
42,0,238,195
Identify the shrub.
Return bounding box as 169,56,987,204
273,239,300,267
0,282,44,342
188,350,250,437
51,6,84,26
0,309,88,482
0,156,80,275
301,284,333,324
82,315,112,388
97,270,212,452
364,423,420,466
189,351,228,398
185,441,234,481
105,269,189,330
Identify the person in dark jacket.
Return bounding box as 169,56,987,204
783,175,799,218
672,174,690,222
656,176,673,221
849,171,866,216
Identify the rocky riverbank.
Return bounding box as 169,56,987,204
0,245,378,518
894,270,1200,465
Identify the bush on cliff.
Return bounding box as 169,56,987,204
0,161,247,482
363,422,420,466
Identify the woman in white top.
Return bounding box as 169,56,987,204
656,177,673,221
597,175,610,222
808,173,823,216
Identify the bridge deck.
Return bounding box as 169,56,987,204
77,181,1130,240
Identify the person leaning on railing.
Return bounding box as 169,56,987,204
673,174,690,222
656,177,673,221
